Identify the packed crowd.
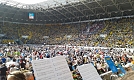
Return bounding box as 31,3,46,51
0,44,133,80
0,18,133,80
0,18,133,48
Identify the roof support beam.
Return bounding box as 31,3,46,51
53,0,76,21
69,2,86,17
94,0,110,17
0,1,15,19
37,5,61,21
62,6,76,18
51,7,72,22
45,10,61,20
79,0,99,19
11,8,21,22
110,0,123,15
128,0,134,9
36,5,52,20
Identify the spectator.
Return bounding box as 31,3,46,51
22,70,34,80
1,57,6,63
20,58,26,69
6,58,19,68
7,71,26,80
9,64,19,73
0,63,8,80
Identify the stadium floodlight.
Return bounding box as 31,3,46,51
12,0,48,4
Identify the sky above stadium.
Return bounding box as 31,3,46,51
13,0,48,4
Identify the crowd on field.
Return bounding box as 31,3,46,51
0,44,133,80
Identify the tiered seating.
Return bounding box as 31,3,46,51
96,19,134,48
0,18,133,48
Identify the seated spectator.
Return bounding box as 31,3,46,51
6,58,19,68
9,64,19,73
0,63,8,80
7,71,26,80
22,70,34,80
1,57,6,63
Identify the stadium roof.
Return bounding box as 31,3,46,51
11,0,48,4
0,0,134,24
0,0,82,9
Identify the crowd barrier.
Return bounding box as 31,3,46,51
48,45,134,52
100,68,120,80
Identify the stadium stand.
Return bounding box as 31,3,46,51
0,0,133,80
0,19,133,47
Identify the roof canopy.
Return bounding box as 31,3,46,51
0,0,83,9
0,0,134,24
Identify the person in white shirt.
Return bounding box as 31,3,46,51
9,64,19,73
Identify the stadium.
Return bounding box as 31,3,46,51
0,0,134,80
